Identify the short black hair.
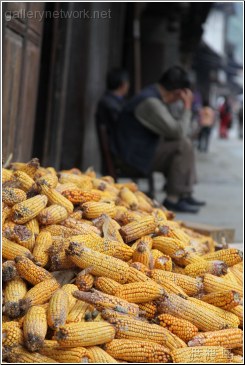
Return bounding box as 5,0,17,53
106,68,129,91
159,66,190,91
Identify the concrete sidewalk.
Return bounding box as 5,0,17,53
149,124,243,243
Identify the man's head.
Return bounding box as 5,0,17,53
106,68,130,97
158,66,191,104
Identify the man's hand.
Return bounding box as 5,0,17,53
179,89,193,110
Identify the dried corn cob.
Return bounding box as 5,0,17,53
157,294,232,331
187,297,240,328
2,260,17,282
126,266,152,283
104,339,171,363
2,168,14,183
87,345,118,363
82,201,116,219
23,278,60,307
175,249,207,267
94,277,122,295
41,224,80,237
36,173,58,188
66,300,93,323
15,256,52,285
47,289,69,329
154,254,173,270
114,281,165,303
55,182,78,194
3,277,28,318
32,231,52,267
171,346,233,363
203,274,243,296
130,261,150,274
40,346,91,363
62,188,101,204
2,237,33,260
3,345,58,363
185,260,228,277
203,248,243,267
119,187,139,210
38,184,74,214
23,305,47,351
138,302,157,319
2,321,24,348
59,172,93,190
11,195,48,224
54,321,115,347
152,236,186,257
67,242,129,283
157,313,198,342
49,238,75,271
38,205,68,225
75,268,94,291
148,270,188,297
120,216,156,243
229,266,243,287
229,306,243,328
106,315,186,350
200,291,241,310
188,328,243,349
73,289,140,316
2,188,27,206
62,284,78,311
131,235,153,250
2,204,12,225
132,241,154,269
135,191,153,213
4,224,35,251
223,269,241,286
25,218,40,236
60,216,101,235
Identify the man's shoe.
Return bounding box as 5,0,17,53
182,196,206,206
163,198,199,213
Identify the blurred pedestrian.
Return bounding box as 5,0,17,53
197,100,215,152
238,104,243,139
114,66,205,213
219,97,232,139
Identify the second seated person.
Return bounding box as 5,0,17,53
113,66,205,213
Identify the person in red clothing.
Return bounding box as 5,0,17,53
219,97,232,139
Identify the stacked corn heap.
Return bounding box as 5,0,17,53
2,158,243,363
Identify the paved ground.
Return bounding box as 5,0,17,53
136,121,243,243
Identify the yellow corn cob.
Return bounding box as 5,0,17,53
48,238,75,271
9,162,26,170
152,236,186,257
2,168,14,183
104,339,171,363
36,173,58,189
3,345,58,363
203,248,243,267
23,306,47,351
11,195,48,224
2,237,33,260
172,264,187,274
60,217,101,235
201,291,241,310
62,188,101,204
66,300,93,323
13,158,40,177
134,191,153,213
32,231,52,267
229,306,243,328
147,270,188,297
130,261,150,274
185,260,228,277
233,262,243,273
2,204,12,225
54,321,115,347
34,166,49,179
87,345,118,363
101,308,140,322
2,188,27,206
25,218,40,236
4,277,28,318
23,278,60,307
94,277,122,295
41,339,60,349
171,346,233,363
59,172,93,189
126,266,152,283
120,216,156,243
229,266,243,287
132,241,154,269
38,184,74,214
62,284,78,311
150,269,203,296
40,346,91,363
187,297,240,328
138,302,157,319
82,201,116,219
47,289,69,329
203,273,243,296
154,254,173,271
223,268,241,286
114,281,165,303
55,182,78,194
4,223,35,251
106,315,186,350
94,214,124,244
2,260,18,282
75,268,94,291
188,328,243,349
15,256,52,285
73,289,140,316
2,321,24,348
157,294,233,331
69,209,83,220
119,187,139,210
38,204,68,225
157,314,198,342
131,235,153,250
67,242,129,283
175,249,207,267
41,224,80,237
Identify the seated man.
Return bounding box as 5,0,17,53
113,66,205,213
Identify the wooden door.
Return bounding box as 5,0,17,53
2,2,44,163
